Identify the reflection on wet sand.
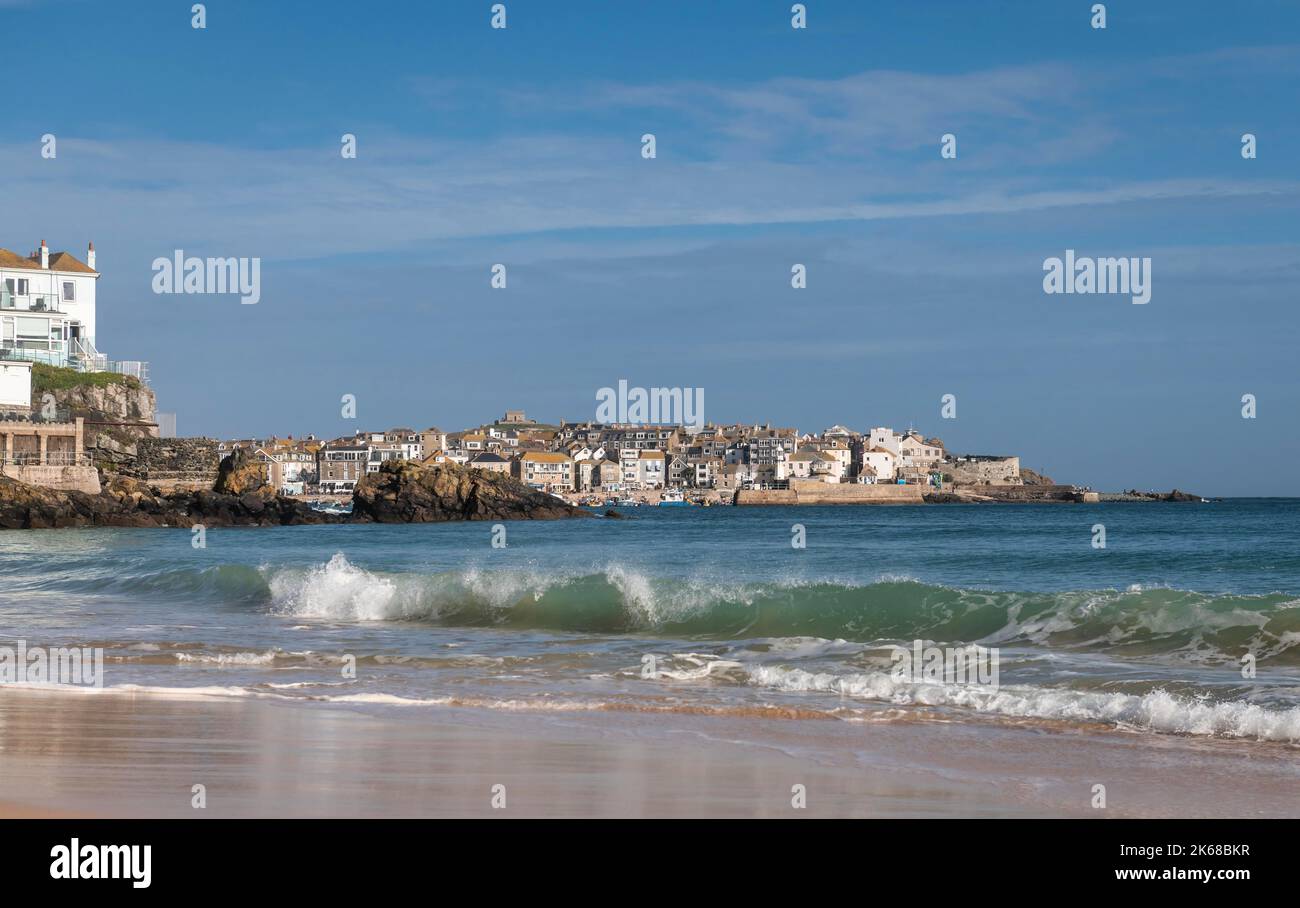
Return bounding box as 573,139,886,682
1,688,1297,818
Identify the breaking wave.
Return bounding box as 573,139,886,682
37,553,1300,665
253,554,1300,665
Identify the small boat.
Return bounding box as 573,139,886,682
658,490,691,507
616,498,641,507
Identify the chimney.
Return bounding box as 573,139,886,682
39,239,49,269
87,241,96,271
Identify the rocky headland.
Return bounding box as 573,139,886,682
0,453,590,530
351,459,590,522
1098,489,1208,502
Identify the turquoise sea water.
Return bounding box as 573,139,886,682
2,501,1299,742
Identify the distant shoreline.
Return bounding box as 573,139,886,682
548,485,1208,508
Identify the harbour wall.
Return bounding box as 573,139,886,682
736,482,924,505
2,464,101,494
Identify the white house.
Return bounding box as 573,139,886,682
636,450,666,488
862,447,898,483
619,447,640,486
779,450,821,481
0,241,101,370
866,427,901,455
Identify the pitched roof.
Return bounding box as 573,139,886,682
47,252,97,274
521,452,570,463
0,248,97,274
0,249,34,269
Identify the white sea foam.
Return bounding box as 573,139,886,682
314,692,608,711
751,636,863,659
746,665,1300,743
265,554,766,626
458,565,565,609
176,651,278,666
653,654,748,682
269,553,400,620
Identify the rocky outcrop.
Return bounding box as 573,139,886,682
1100,489,1206,502
0,473,335,529
351,460,590,522
213,448,270,496
2,454,594,530
35,376,156,424
89,428,145,467
932,485,1086,503
31,367,159,466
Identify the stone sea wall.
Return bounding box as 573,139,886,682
948,457,1022,485
0,464,101,495
735,482,925,505
116,437,221,490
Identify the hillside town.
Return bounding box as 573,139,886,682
213,410,1028,502
0,239,1051,507
0,240,1174,510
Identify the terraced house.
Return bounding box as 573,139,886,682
514,451,573,491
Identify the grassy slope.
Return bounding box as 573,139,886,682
31,364,140,394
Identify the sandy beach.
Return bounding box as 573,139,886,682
1,686,1295,819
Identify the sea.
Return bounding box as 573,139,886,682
2,500,1299,744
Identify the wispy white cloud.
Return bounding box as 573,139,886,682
3,130,1293,265
4,48,1297,265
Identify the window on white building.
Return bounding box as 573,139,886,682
62,282,75,302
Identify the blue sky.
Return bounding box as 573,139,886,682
3,0,1299,494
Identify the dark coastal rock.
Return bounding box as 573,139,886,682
350,460,591,523
1112,488,1203,502
1019,468,1056,486
1098,488,1207,502
213,448,271,496
0,471,336,529
1,455,589,530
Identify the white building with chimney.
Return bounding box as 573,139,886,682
0,240,103,371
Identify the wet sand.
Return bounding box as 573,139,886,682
0,687,1296,818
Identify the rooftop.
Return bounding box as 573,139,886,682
0,247,97,275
